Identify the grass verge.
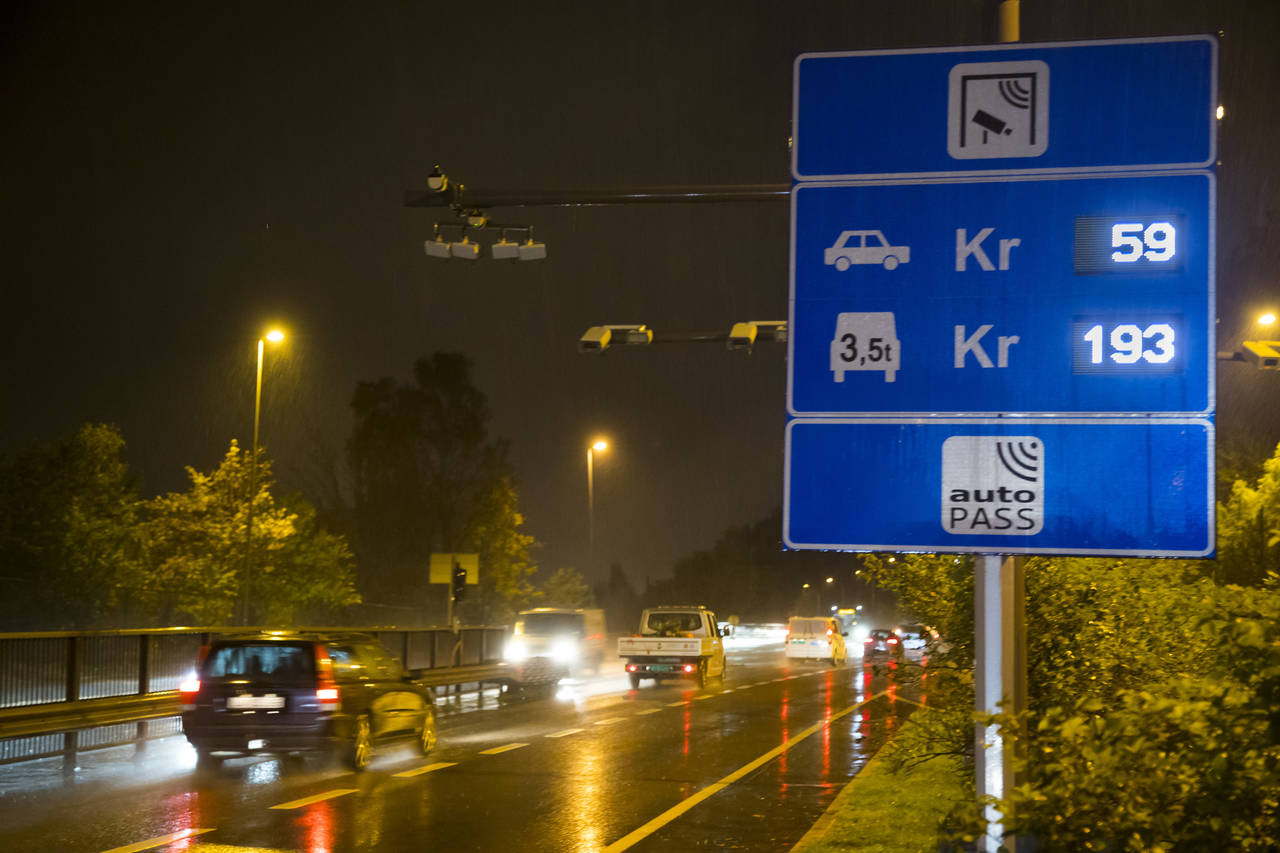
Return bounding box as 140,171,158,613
792,717,970,853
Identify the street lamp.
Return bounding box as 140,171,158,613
1259,312,1277,327
241,327,285,625
587,438,609,567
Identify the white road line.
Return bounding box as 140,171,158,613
546,727,586,738
593,717,625,726
480,742,528,755
99,829,215,853
721,688,735,694
665,700,687,707
393,761,458,778
693,694,713,701
635,708,663,715
269,788,358,810
602,689,891,853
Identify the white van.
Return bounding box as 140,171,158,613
785,616,848,665
506,608,607,675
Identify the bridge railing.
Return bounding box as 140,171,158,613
0,625,511,764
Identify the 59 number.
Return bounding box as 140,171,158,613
1111,221,1176,263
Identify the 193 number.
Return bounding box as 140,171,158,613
1082,323,1175,365
1111,221,1176,263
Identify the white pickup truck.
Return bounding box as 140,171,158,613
618,606,728,688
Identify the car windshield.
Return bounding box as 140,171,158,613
869,630,892,639
643,612,703,634
202,643,315,683
517,613,584,635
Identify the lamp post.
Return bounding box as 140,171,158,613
241,328,285,625
587,438,608,568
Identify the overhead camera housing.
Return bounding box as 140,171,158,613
518,240,547,261
450,238,480,260
491,239,520,260
424,238,451,259
427,165,448,192
578,324,652,353
1243,340,1280,369
727,320,788,350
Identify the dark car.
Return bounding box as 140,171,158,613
863,628,904,660
181,632,437,771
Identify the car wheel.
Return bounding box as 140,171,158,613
346,713,373,771
835,256,851,271
417,707,437,755
883,255,899,270
628,673,641,689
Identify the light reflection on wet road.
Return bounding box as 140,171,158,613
0,641,926,852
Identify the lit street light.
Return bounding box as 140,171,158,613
587,438,609,568
241,327,285,625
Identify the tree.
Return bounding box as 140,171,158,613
346,353,537,621
138,441,358,625
0,423,140,629
1213,441,1280,586
542,567,592,609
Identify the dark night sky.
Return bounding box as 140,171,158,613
2,1,1278,595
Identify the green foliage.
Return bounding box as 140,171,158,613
1214,443,1280,585
540,567,593,609
347,353,537,622
0,423,140,629
138,441,358,625
859,444,1280,850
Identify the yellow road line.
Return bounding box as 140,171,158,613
393,761,458,778
546,727,586,738
269,788,358,810
99,829,215,853
479,742,528,755
602,689,890,853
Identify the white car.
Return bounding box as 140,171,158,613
824,230,910,271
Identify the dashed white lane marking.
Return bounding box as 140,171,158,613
635,708,663,715
721,688,735,694
693,694,713,701
99,829,215,853
479,742,528,755
546,727,586,738
665,700,687,707
593,717,625,726
394,761,458,778
270,788,358,810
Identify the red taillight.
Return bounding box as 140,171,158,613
315,644,340,706
826,628,833,636
864,637,873,644
683,664,695,673
888,637,899,645
179,677,200,696
626,664,637,672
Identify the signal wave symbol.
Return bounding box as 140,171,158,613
998,77,1033,110
996,440,1040,482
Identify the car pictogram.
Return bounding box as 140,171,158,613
823,230,911,271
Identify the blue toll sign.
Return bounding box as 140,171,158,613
793,35,1216,180
783,418,1213,557
787,171,1214,417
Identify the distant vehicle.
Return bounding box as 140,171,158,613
505,607,607,676
181,632,437,772
619,606,728,688
896,625,931,652
863,628,904,660
824,229,911,271
785,616,847,665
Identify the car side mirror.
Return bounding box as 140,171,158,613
720,626,731,637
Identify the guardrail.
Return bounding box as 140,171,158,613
0,625,513,766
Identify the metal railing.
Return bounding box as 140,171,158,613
0,624,510,765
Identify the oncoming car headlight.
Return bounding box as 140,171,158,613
550,636,579,663
505,639,528,663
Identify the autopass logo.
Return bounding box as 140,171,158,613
940,436,1044,535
